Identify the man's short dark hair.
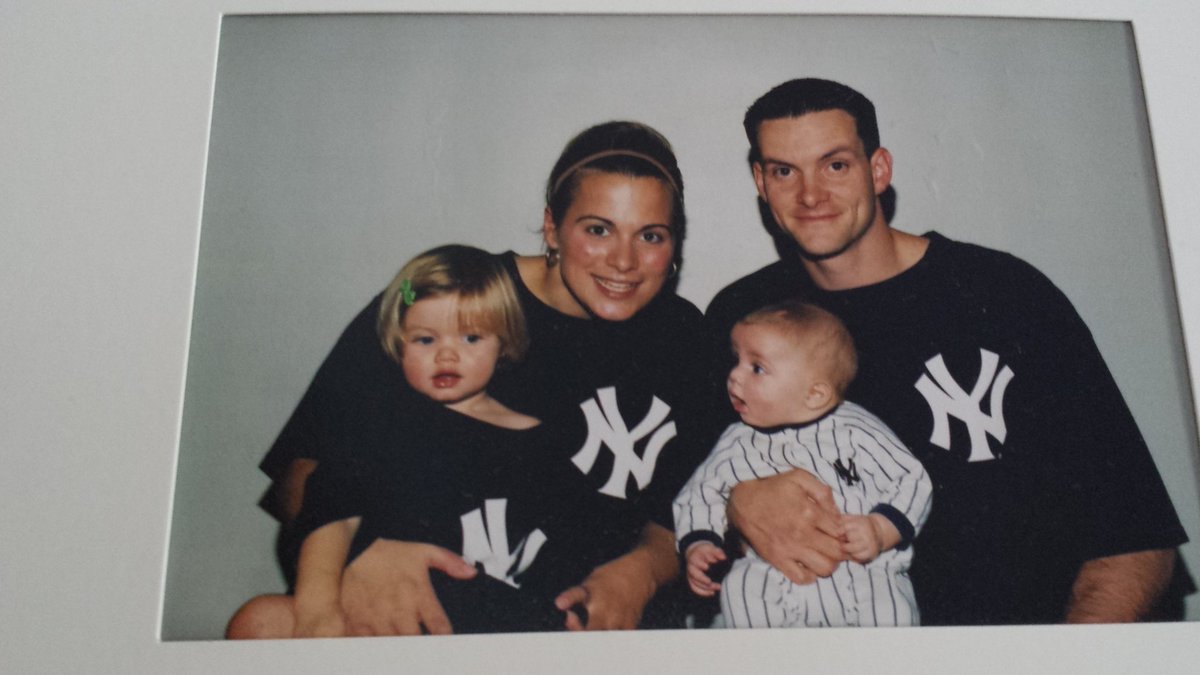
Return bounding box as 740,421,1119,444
743,78,880,163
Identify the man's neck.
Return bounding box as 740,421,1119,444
802,225,929,291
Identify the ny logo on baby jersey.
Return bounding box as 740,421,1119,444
914,348,1014,462
833,458,861,487
572,386,677,499
460,499,547,588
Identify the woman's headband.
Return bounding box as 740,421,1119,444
549,149,680,197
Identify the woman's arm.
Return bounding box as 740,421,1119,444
553,522,679,630
291,516,359,638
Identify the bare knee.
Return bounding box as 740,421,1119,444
225,594,296,639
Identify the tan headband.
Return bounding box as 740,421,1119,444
550,149,680,197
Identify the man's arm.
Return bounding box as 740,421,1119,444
553,522,679,630
1065,549,1175,623
726,469,845,584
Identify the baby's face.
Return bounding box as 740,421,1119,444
727,322,829,428
399,293,501,411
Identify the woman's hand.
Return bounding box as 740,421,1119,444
338,538,477,635
553,522,678,630
727,469,845,584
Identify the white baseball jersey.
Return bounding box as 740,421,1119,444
674,400,932,627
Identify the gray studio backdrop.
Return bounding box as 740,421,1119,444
163,14,1200,639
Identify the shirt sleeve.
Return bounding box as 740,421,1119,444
259,293,401,479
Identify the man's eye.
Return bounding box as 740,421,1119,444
771,166,792,178
829,161,849,172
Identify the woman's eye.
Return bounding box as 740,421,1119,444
584,224,608,237
640,230,668,244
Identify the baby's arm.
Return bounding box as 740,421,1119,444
292,516,362,638
842,514,901,563
683,540,729,597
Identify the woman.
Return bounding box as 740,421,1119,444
246,121,718,635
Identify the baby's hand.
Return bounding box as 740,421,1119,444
684,541,728,597
842,514,902,563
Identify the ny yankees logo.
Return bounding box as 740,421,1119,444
572,387,676,499
460,499,547,588
833,458,861,486
914,348,1014,462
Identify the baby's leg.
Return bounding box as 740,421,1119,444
225,594,297,639
719,556,790,628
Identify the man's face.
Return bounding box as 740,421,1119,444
752,109,891,261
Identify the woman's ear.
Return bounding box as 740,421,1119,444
542,207,559,250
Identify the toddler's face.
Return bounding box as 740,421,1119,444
727,322,826,428
400,293,501,410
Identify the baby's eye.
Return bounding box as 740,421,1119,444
411,335,434,345
463,334,484,344
751,363,766,375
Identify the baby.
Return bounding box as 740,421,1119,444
674,300,932,627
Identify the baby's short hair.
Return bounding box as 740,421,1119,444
739,300,858,395
377,244,528,364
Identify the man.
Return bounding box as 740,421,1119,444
705,78,1186,625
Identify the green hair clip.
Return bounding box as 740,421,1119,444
400,279,416,306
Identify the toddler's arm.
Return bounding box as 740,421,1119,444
683,540,728,597
292,516,361,638
842,513,901,563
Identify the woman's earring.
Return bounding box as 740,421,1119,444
668,261,679,278
545,248,560,267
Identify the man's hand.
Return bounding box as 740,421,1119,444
339,538,477,635
553,523,678,630
727,469,845,584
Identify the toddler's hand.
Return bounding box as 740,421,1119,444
684,542,727,597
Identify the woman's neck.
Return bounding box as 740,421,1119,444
514,254,591,319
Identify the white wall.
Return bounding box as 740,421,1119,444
6,2,1200,673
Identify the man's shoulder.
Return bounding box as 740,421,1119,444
926,232,1050,284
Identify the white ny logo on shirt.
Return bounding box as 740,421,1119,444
572,387,676,499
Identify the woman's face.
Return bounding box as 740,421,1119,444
543,171,676,321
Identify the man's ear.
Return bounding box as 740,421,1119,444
751,162,768,202
805,381,834,410
870,147,893,196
